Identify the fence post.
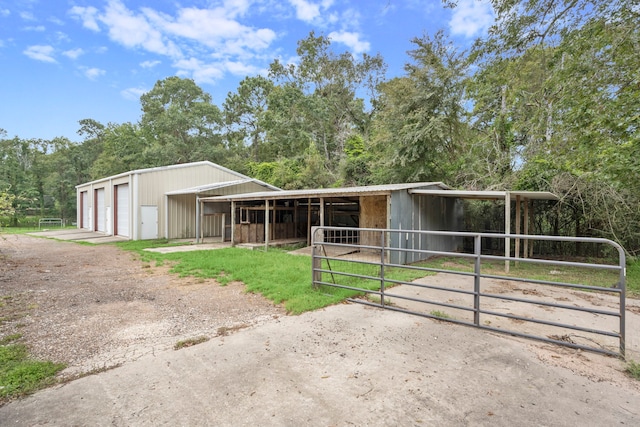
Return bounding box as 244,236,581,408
311,227,321,289
474,234,481,326
380,229,386,307
618,248,626,358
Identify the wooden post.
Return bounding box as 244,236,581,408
307,198,312,246
264,200,270,251
230,201,236,245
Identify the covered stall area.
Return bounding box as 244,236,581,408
166,179,280,242
199,183,451,249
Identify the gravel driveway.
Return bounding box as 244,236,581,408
0,233,284,378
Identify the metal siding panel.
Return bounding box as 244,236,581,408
168,194,197,239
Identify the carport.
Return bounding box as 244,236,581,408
410,190,559,271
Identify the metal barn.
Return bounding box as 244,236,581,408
75,162,280,240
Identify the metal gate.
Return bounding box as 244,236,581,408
311,227,627,357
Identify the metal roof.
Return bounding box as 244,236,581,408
75,161,269,188
201,182,450,202
164,179,280,196
409,189,559,201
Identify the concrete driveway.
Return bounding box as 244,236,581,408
1,303,638,426
28,229,128,244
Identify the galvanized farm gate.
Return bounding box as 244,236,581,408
311,227,627,357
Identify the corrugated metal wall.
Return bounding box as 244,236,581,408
389,189,463,264
167,194,196,239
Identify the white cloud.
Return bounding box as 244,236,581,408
69,0,280,84
101,0,181,57
289,0,321,22
449,0,494,38
121,87,147,101
140,60,161,68
24,25,45,32
69,5,100,31
328,31,369,55
224,60,260,76
20,11,35,21
63,48,84,59
174,57,225,84
23,45,56,62
49,17,64,26
288,0,336,25
1,9,10,17
83,67,106,80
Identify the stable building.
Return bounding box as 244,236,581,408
199,182,463,255
75,162,279,240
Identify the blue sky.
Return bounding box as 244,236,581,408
0,0,494,142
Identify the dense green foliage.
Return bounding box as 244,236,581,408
1,1,639,253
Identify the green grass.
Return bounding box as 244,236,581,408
429,310,451,319
113,241,429,314
0,342,66,400
627,259,640,296
0,225,75,235
174,336,209,350
418,256,636,295
626,360,640,380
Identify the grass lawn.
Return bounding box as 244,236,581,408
117,241,428,314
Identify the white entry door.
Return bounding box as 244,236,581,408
140,206,158,240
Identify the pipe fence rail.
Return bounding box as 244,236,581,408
311,227,626,358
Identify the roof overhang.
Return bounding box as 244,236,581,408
408,189,559,201
165,179,280,197
201,182,450,203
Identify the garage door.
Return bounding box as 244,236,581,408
116,184,129,237
81,191,89,229
95,188,105,232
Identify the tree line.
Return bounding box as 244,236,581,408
1,0,638,255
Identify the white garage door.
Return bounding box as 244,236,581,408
116,184,129,237
96,188,105,232
81,191,89,229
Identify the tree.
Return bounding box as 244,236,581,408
267,31,386,178
372,31,469,183
140,77,225,165
223,76,274,162
90,122,149,178
463,0,640,252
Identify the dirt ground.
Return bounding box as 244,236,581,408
0,233,285,378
